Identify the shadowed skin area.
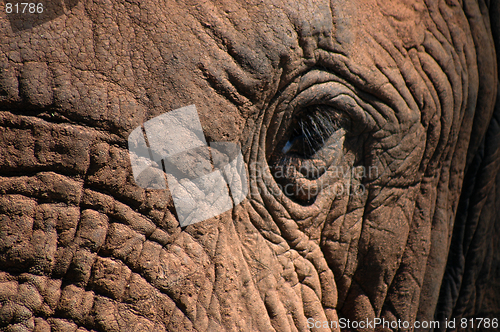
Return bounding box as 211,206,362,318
0,0,499,331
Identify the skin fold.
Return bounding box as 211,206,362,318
0,0,499,331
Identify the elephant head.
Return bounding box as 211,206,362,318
1,0,499,331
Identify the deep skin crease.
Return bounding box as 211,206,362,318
0,0,499,331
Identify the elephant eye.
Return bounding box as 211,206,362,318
266,103,349,204
281,104,347,159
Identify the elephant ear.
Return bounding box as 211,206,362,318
434,0,500,323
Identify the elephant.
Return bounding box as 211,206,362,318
0,0,499,331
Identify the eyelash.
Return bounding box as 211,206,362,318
281,104,343,158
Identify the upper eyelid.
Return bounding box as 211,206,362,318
266,81,375,159
288,83,375,135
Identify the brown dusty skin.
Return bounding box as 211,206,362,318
0,1,499,331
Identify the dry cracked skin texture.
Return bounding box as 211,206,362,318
0,0,500,331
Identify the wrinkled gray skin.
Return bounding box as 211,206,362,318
0,0,499,331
